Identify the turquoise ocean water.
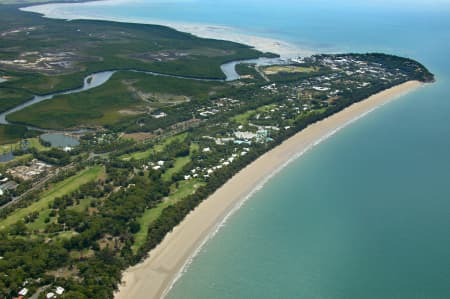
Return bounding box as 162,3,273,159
28,1,450,298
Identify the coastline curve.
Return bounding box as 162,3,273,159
115,80,424,299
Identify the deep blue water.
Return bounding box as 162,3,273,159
25,1,450,298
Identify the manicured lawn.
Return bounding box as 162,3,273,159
69,197,94,213
232,104,276,124
0,137,49,153
132,179,204,252
262,65,318,75
0,166,104,230
162,156,191,181
26,137,51,152
120,132,189,161
120,148,153,161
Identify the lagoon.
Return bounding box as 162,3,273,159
40,133,79,148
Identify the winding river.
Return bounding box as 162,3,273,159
0,71,115,126
0,57,286,129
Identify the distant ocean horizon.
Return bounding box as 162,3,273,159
24,0,450,298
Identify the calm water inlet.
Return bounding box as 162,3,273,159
40,133,79,148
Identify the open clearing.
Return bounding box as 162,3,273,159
0,166,104,229
262,65,318,75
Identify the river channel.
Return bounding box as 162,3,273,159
0,57,286,129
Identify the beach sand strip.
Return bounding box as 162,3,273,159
115,80,423,299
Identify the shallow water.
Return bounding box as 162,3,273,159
40,133,79,148
0,152,14,163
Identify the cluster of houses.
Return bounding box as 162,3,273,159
273,55,410,104
15,285,65,299
88,133,119,145
185,147,251,180
6,159,52,181
148,160,166,171
197,97,240,118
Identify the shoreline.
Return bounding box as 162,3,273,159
20,1,312,57
115,80,424,299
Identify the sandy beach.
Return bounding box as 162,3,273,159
115,80,423,299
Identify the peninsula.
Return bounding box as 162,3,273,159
0,3,434,299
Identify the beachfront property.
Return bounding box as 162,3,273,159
0,9,434,297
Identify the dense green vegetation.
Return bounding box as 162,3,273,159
7,71,229,129
0,124,39,145
0,87,32,113
0,166,104,229
0,4,435,299
7,74,139,129
0,5,263,96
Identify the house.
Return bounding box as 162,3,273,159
55,286,65,295
152,112,167,119
18,288,28,296
234,131,256,140
312,86,330,91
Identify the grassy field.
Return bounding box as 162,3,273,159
262,65,318,75
263,65,330,82
120,133,189,161
162,156,191,181
0,137,50,157
26,137,50,151
232,104,277,124
121,148,153,161
0,166,104,230
132,179,204,253
69,197,93,213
